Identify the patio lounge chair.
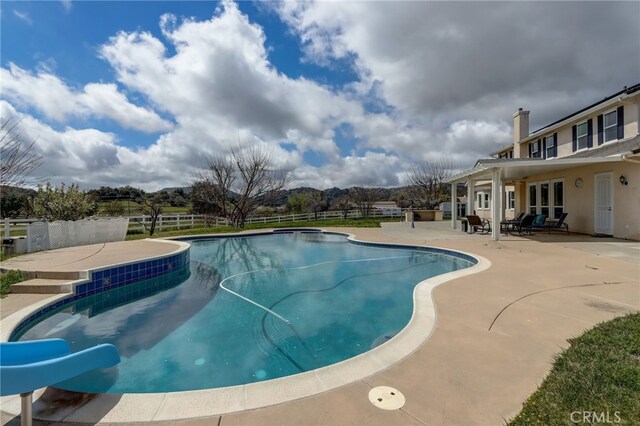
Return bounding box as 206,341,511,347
509,213,537,235
532,214,547,229
500,212,525,233
465,215,490,234
533,212,569,234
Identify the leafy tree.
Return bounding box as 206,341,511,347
0,187,34,218
194,146,288,228
168,192,187,207
29,182,97,221
408,159,455,209
87,185,145,201
286,192,308,214
349,187,380,218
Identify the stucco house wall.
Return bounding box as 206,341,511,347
515,161,639,239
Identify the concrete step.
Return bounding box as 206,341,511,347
0,269,82,280
31,271,82,280
10,278,74,294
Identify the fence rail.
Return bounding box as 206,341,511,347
2,209,406,237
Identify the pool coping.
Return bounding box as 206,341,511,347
1,239,190,342
0,230,490,423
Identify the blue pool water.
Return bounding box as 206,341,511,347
16,232,474,393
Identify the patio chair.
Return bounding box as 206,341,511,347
530,214,547,232
465,215,490,234
510,213,537,235
500,212,525,234
537,212,570,234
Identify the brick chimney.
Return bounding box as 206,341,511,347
513,108,529,158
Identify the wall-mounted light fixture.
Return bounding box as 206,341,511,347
619,175,628,186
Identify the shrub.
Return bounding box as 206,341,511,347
1,269,28,298
30,182,97,221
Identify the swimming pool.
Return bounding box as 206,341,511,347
14,231,476,393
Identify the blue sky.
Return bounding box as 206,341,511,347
1,1,638,190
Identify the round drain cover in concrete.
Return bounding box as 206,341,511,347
368,386,405,410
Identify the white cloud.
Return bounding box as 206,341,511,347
13,10,32,25
1,64,172,133
2,1,638,191
60,0,72,13
274,2,639,129
100,2,362,142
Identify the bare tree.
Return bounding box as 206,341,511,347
0,118,43,188
408,159,455,209
304,190,327,220
349,187,380,218
194,146,288,228
135,195,163,236
330,195,351,219
191,180,223,226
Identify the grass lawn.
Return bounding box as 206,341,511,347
509,312,640,425
0,269,28,298
126,217,400,240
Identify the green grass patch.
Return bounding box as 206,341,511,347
0,251,20,262
0,269,28,298
126,217,400,240
509,313,640,425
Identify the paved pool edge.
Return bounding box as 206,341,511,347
1,229,490,423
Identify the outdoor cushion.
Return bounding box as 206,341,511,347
533,214,546,225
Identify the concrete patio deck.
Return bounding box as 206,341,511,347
1,223,638,425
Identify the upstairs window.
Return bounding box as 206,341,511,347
531,142,539,158
576,122,589,150
545,135,555,158
604,110,618,142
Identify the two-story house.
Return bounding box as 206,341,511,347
448,84,640,241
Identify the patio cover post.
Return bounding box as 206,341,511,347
491,168,500,241
467,179,475,216
451,182,458,229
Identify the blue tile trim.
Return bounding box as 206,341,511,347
9,248,190,341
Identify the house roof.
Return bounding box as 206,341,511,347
529,83,640,137
448,152,637,183
563,134,640,159
489,144,514,157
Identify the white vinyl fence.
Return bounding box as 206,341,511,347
3,218,129,253
2,209,405,241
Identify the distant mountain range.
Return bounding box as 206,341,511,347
159,185,409,205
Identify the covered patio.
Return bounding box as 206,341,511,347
447,156,630,241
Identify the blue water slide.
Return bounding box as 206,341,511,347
0,338,120,425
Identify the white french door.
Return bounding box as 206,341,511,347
594,173,613,235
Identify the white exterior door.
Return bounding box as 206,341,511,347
594,173,613,235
